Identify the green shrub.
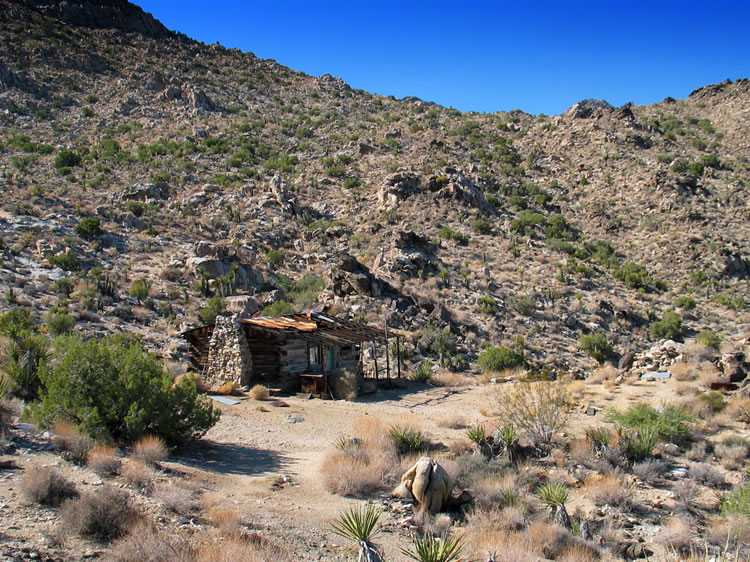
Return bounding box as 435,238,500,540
619,426,659,461
695,329,721,349
720,482,750,519
649,309,683,340
199,296,226,324
544,214,577,241
437,226,469,245
477,346,525,373
477,296,497,314
261,300,293,316
48,252,79,271
673,295,696,310
508,295,536,316
1,332,50,399
29,334,220,445
47,312,76,336
607,403,692,444
129,279,150,304
699,391,725,412
54,150,81,170
0,308,34,338
471,219,491,235
418,324,457,361
537,482,568,506
711,294,747,311
401,532,464,562
75,218,102,241
614,262,662,290
266,249,285,266
580,332,614,364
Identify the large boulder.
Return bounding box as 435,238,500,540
119,182,168,202
377,171,420,207
394,456,454,513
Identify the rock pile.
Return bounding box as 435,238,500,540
630,339,685,374
204,315,251,388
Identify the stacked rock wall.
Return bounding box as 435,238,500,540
205,314,252,387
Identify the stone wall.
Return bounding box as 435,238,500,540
204,314,252,387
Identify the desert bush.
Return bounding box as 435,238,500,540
688,463,725,488
60,486,139,540
128,279,150,304
249,384,269,400
48,252,79,271
695,329,721,349
716,442,748,471
649,309,683,340
613,262,661,290
0,308,34,338
154,482,198,515
199,296,226,324
477,346,525,373
673,295,696,310
21,466,77,505
132,435,168,465
686,441,707,461
122,461,156,492
607,403,692,444
579,333,614,364
656,517,693,554
74,217,101,241
108,520,193,562
87,444,121,477
1,331,50,399
194,533,293,562
584,426,611,452
618,427,658,461
471,219,492,235
632,458,666,484
492,380,570,452
54,150,81,170
46,311,76,336
30,334,219,445
584,473,630,507
673,480,699,512
698,391,725,413
52,421,91,464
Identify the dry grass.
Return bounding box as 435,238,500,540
584,473,630,507
674,381,698,396
60,486,139,540
431,370,473,387
706,514,750,548
320,449,388,498
154,482,199,516
656,517,694,554
686,441,707,461
21,466,77,505
122,461,156,492
194,533,293,562
727,396,750,423
435,412,467,429
108,520,193,562
51,421,91,464
248,384,269,400
87,444,121,477
588,364,618,384
557,543,600,562
566,380,586,401
670,361,696,381
466,528,541,562
132,435,168,465
715,443,748,471
208,505,243,536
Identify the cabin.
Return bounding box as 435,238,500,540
182,312,402,397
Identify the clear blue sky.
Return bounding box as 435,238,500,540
135,0,750,115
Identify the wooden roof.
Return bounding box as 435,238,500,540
182,312,387,347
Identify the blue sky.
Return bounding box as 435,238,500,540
136,0,750,115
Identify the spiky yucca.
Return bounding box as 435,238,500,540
401,532,464,562
331,505,383,562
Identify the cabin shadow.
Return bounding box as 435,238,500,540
177,440,293,476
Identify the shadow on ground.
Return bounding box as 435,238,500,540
177,441,294,476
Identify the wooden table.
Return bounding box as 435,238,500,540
298,373,329,394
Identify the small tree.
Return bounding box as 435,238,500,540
75,218,101,241
478,346,525,373
579,332,614,364
649,309,683,341
492,380,570,453
129,279,150,304
30,334,219,445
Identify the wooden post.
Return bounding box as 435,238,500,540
372,341,379,380
321,345,327,394
384,318,391,380
396,336,401,379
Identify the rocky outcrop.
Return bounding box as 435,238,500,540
377,171,420,207
119,182,168,202
427,169,490,212
270,174,300,216
329,254,384,298
565,99,613,118
393,456,454,513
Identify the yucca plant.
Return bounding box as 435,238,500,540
494,424,519,463
537,482,571,529
388,425,425,455
497,486,520,508
401,532,464,562
334,435,363,451
585,426,611,452
331,505,383,562
465,424,491,457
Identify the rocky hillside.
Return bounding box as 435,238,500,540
0,0,748,375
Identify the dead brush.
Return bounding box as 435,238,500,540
588,364,618,384
21,466,77,505
716,442,748,471
108,520,193,562
208,505,243,537
51,421,91,465
436,413,467,429
153,482,199,516
248,384,269,400
656,516,694,555
122,461,156,492
584,473,631,507
194,532,293,562
132,435,168,465
669,360,696,381
727,396,750,423
632,458,666,484
87,444,121,477
430,370,473,387
688,463,725,488
60,486,139,540
464,526,540,561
